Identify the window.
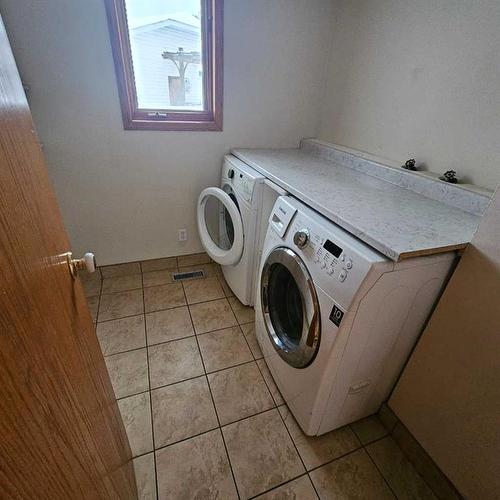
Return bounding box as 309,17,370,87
105,0,223,131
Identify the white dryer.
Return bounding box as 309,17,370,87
256,196,456,435
197,155,285,306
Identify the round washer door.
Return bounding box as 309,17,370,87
197,187,244,266
261,247,321,368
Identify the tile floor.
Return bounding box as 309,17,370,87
81,252,441,500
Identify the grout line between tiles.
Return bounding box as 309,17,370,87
149,426,219,457
274,399,309,481
100,286,143,296
98,252,208,273
116,358,261,403
226,295,255,327
103,344,148,359
96,312,146,325
306,474,320,500
238,321,262,362
367,433,443,499
219,406,277,430
305,445,364,475
363,443,399,499
180,278,241,500
101,324,254,360
254,357,283,407
139,261,160,500
94,272,103,324
246,473,312,500
96,295,236,327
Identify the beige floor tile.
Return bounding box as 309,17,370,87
198,326,253,372
98,289,144,322
118,392,153,457
189,298,237,334
144,283,185,313
212,263,223,276
309,448,395,500
240,322,263,359
80,272,101,298
142,269,175,287
101,262,141,278
255,475,318,500
101,273,142,294
145,306,193,345
156,429,237,500
105,348,149,399
87,295,99,322
208,362,275,425
228,296,255,324
152,377,218,448
350,415,388,445
366,437,437,499
183,277,225,304
177,252,211,267
96,315,146,356
141,257,177,273
218,274,235,298
279,405,360,470
133,453,157,500
148,337,204,388
223,409,305,499
256,359,285,405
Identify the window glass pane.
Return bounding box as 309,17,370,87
124,0,203,111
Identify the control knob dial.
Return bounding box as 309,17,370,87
293,229,310,248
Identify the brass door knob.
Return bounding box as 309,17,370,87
66,252,96,279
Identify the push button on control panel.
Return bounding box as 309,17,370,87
339,269,347,282
346,259,353,270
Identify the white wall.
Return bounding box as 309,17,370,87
0,0,334,265
319,0,500,190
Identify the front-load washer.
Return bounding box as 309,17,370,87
256,196,456,435
197,155,285,306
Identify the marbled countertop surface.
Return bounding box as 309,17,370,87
232,147,482,261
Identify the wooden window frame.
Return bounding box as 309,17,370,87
104,0,223,131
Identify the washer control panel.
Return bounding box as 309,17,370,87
222,155,264,204
293,228,310,248
266,196,389,311
291,219,355,285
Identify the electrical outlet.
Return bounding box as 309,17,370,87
178,229,187,242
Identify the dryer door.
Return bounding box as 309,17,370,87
197,187,244,266
261,247,321,368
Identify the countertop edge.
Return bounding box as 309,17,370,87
232,148,473,262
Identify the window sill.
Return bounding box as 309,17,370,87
122,118,223,132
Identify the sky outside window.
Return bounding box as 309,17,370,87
124,0,203,110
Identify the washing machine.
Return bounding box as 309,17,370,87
197,155,285,306
256,196,456,435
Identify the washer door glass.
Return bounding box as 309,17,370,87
261,247,321,368
221,185,239,250
197,186,244,266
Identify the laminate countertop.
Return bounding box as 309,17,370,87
232,147,483,261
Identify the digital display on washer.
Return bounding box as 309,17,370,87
323,239,343,258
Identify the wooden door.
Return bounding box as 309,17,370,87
0,16,137,499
